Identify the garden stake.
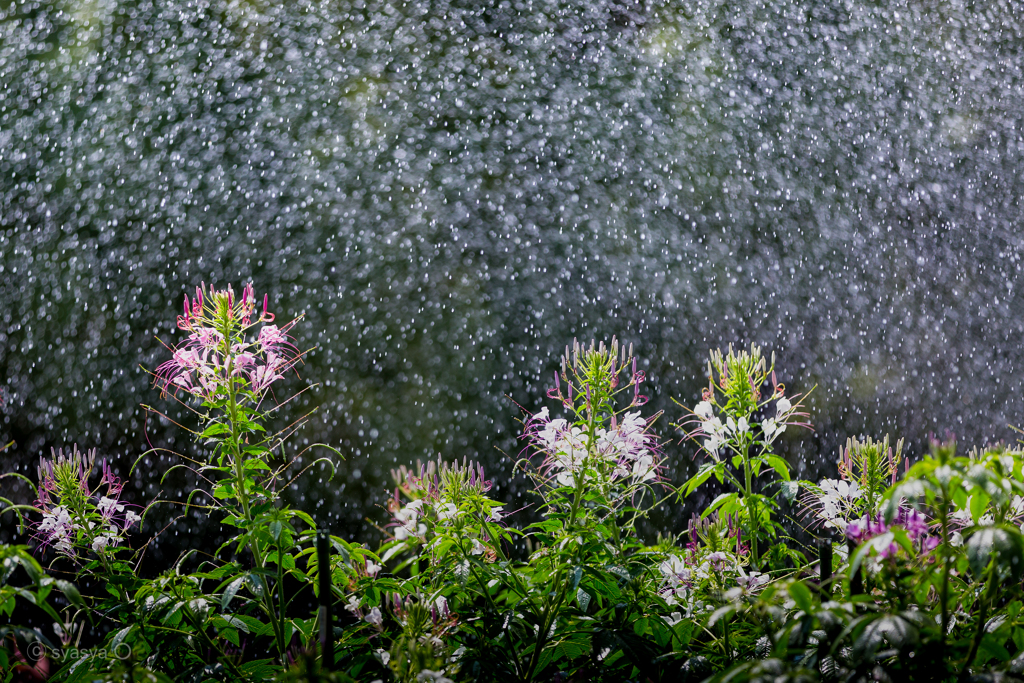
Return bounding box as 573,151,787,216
847,538,863,596
317,528,334,668
818,538,832,602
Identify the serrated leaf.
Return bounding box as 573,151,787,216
220,626,240,647
243,458,271,471
215,614,253,633
576,588,590,612
221,576,245,610
778,480,800,502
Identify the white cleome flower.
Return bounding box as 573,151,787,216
703,434,724,460
659,555,688,581
776,397,793,417
124,510,143,529
97,496,125,517
91,535,115,553
761,418,785,441
813,478,863,530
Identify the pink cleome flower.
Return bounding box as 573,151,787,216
156,282,300,401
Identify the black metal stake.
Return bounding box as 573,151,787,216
317,528,334,669
847,538,863,596
818,539,832,602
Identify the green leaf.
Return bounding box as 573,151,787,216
215,615,254,633
200,422,230,439
243,458,271,471
764,455,792,482
292,510,316,530
221,576,245,610
213,483,235,500
220,626,240,647
682,463,718,497
778,480,800,502
570,566,583,592
673,620,694,648
576,588,591,612
978,633,1012,663
701,492,738,519
53,580,83,608
966,526,1024,581
788,580,813,613
245,572,267,599
110,626,135,651
231,614,273,636
970,493,991,524
187,598,211,622
1013,627,1024,652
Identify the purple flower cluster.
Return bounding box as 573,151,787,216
34,446,141,558
846,509,938,559
155,282,300,402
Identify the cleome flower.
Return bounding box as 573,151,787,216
802,478,864,532
33,446,141,560
155,282,301,403
385,456,503,558
524,405,662,488
526,339,664,494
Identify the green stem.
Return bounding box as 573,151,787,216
721,613,732,662
742,435,759,569
938,485,952,652
277,540,288,657
219,312,287,657
523,565,568,683
457,542,524,680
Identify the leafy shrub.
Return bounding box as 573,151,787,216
4,285,1024,683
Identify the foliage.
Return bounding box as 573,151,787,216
676,345,811,569
6,285,1024,681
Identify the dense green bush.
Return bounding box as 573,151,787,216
4,283,1024,682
